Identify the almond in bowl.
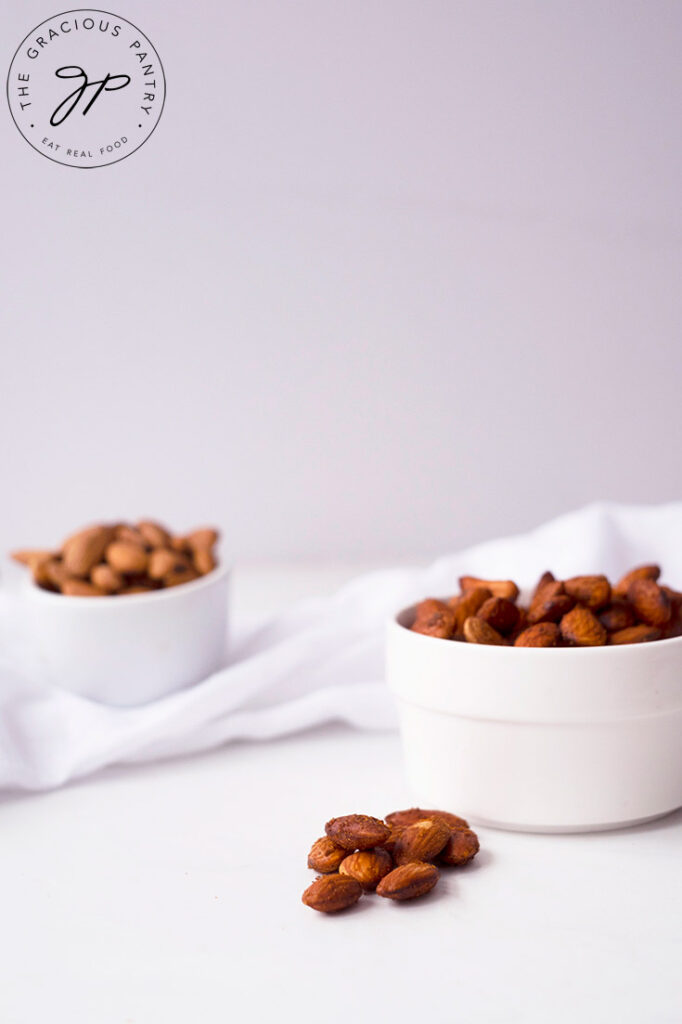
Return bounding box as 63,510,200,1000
387,566,682,833
12,520,220,597
409,567,682,646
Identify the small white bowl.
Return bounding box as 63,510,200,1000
17,564,230,706
387,602,682,833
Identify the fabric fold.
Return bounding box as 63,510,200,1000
1,501,680,791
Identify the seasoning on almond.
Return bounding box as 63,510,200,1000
10,519,220,597
303,807,479,914
325,814,391,851
409,566,682,646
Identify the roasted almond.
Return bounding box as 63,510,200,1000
307,836,347,874
381,825,405,855
459,576,519,602
527,581,575,624
463,616,506,645
187,528,219,551
45,558,74,591
137,520,172,549
28,552,56,589
193,546,216,575
11,548,54,566
411,599,455,639
563,575,611,611
614,564,660,598
90,563,123,593
105,541,149,575
63,526,114,577
162,566,199,588
662,616,682,639
376,862,439,901
661,586,682,613
385,808,469,830
627,579,671,627
439,827,480,867
115,524,149,548
599,601,636,632
610,624,662,645
339,849,393,890
661,588,682,638
477,596,520,634
325,814,391,851
514,622,560,647
531,571,555,600
302,874,362,913
61,579,107,597
509,605,528,640
449,586,492,634
148,548,184,580
560,606,607,646
393,818,451,865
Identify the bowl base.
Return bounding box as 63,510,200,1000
466,806,682,835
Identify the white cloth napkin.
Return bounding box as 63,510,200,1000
1,501,680,791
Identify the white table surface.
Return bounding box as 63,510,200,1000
1,564,680,1024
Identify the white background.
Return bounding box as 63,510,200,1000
2,0,681,557
3,723,680,1024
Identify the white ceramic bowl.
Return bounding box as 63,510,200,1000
16,564,230,706
387,602,682,833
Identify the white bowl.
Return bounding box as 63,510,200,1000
387,603,682,833
17,564,230,706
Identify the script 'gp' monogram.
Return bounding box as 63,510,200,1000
50,66,131,125
7,10,165,168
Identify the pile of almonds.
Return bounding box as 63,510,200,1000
11,520,220,597
302,808,479,913
411,565,682,647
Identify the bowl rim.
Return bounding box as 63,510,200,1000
20,561,230,608
391,600,682,654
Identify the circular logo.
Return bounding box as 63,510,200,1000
6,9,165,168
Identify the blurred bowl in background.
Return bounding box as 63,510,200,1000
18,563,230,706
387,601,682,833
